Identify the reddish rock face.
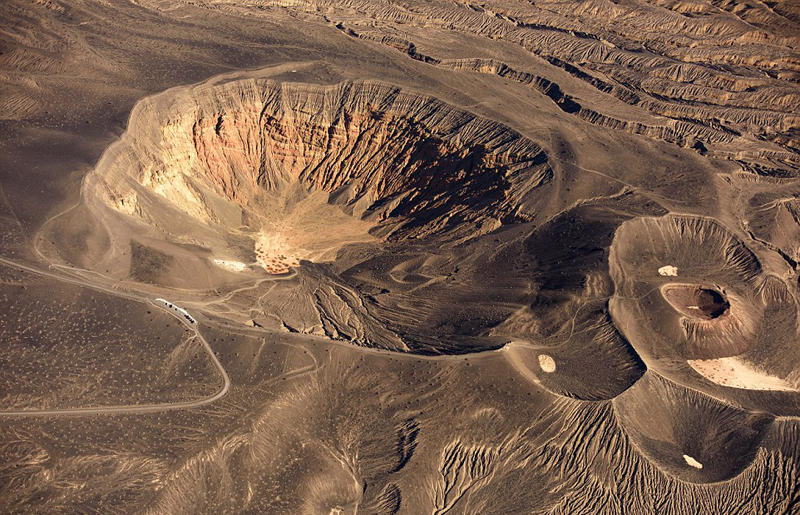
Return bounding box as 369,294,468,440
192,107,512,222
97,80,552,242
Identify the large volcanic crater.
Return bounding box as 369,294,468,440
83,79,566,353
96,79,551,245
71,76,656,394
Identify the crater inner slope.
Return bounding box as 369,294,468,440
93,80,551,275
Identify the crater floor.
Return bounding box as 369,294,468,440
2,0,800,513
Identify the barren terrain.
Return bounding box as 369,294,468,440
1,0,800,512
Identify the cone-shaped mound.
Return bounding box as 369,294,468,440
613,373,773,483
610,214,800,411
611,215,763,361
504,305,646,401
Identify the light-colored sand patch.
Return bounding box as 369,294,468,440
255,232,306,274
247,188,378,275
213,259,249,272
538,354,556,373
658,265,678,277
688,356,797,391
683,454,703,469
502,342,544,386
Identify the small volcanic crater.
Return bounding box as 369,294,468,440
610,215,764,361
695,287,730,319
613,373,773,483
661,284,730,320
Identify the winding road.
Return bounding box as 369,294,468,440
0,256,231,417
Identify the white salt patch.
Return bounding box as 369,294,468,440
683,454,703,469
538,354,556,373
213,259,249,272
658,265,679,277
688,356,797,392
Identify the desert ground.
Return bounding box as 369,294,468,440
1,0,800,512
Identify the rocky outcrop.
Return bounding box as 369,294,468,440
86,78,562,352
